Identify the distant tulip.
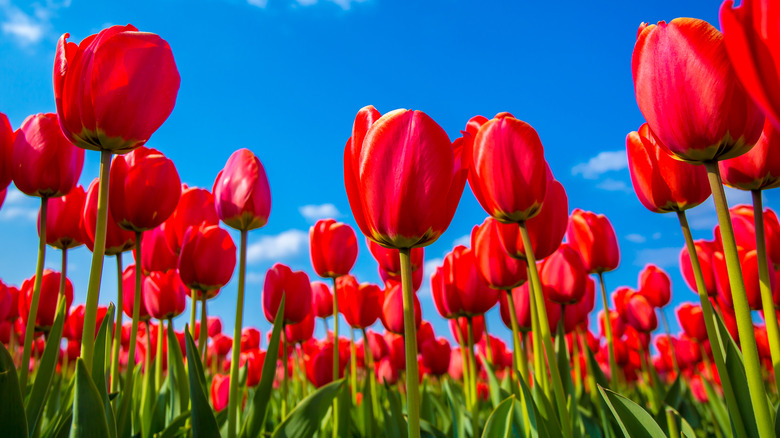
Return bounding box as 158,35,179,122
421,337,451,376
262,263,312,324
240,350,265,387
720,120,780,191
449,315,485,345
376,356,399,385
162,186,219,254
0,283,11,322
626,123,710,212
679,239,719,296
12,113,84,198
677,303,708,342
431,266,463,319
211,374,230,411
143,269,187,320
41,185,87,249
178,224,236,294
83,178,135,255
448,347,466,380
63,304,108,342
381,282,421,335
563,277,596,332
497,282,561,333
340,279,382,329
471,218,527,290
305,342,345,388
566,209,620,274
441,246,498,316
467,112,548,223
0,113,14,191
54,25,180,153
416,321,435,353
638,265,671,308
539,243,588,304
19,270,73,330
624,293,658,332
599,310,625,339
240,327,261,352
344,106,467,249
385,333,407,370
213,149,271,231
140,226,178,274
310,219,358,278
365,330,388,361
632,18,763,162
367,239,424,276
285,310,314,344
122,264,149,321
713,249,769,310
311,281,333,318
109,146,181,232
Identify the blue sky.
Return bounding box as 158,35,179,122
1,0,776,348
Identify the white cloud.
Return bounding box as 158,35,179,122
249,0,368,9
4,186,26,204
625,233,646,244
595,178,631,193
652,232,662,240
299,203,342,222
423,258,443,281
247,0,269,7
0,206,38,221
0,0,70,47
633,247,681,269
247,229,308,263
571,151,628,180
246,272,265,284
452,234,470,249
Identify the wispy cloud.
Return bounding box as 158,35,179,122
0,186,38,221
246,272,265,284
633,247,681,268
299,203,342,222
452,234,470,249
625,233,646,244
571,151,627,180
595,178,631,193
247,229,308,263
248,0,368,10
0,0,70,47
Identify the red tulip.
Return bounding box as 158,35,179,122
720,120,780,191
143,269,187,320
109,146,181,232
240,349,265,387
612,286,635,318
624,293,658,333
714,206,759,252
563,277,596,333
12,113,84,198
721,0,780,128
380,266,423,292
339,278,382,329
626,123,711,213
19,270,73,330
380,282,421,335
365,329,388,361
344,106,467,249
240,327,261,352
310,219,358,278
213,149,271,231
285,310,314,344
467,112,548,223
6,286,19,322
262,263,312,324
539,243,588,304
713,248,769,310
139,226,178,274
54,25,180,153
680,239,719,296
449,315,485,345
376,356,399,385
210,374,230,411
311,281,333,319
194,316,222,339
162,186,219,254
448,347,466,380
599,310,625,339
0,188,5,210
497,178,569,260
122,264,149,321
416,321,435,353
498,282,562,334
431,265,462,319
385,332,407,371
677,303,708,342
178,224,236,294
40,185,87,249
83,178,135,255
0,283,11,322
566,209,620,274
421,337,451,376
366,239,424,276
305,341,346,388
471,217,527,290
441,246,498,316
0,113,14,191
63,304,108,342
638,265,671,308
632,18,763,162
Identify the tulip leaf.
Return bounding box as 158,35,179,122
555,323,575,400
482,355,508,409
532,383,563,438
481,395,515,438
26,295,67,436
70,358,111,438
724,334,760,438
420,418,447,438
699,375,729,436
356,370,375,437
514,371,538,438
0,341,28,437
385,381,409,438
443,380,465,438
92,304,117,438
185,327,221,438
598,386,665,438
157,410,191,438
271,378,345,438
166,322,188,419
585,347,609,390
336,373,351,438
775,401,780,438
661,375,682,412
240,295,285,438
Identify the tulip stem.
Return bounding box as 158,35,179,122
190,290,197,347
227,229,248,438
331,277,340,438
506,289,526,383
350,328,358,404
199,295,208,363
155,319,164,391
466,317,479,435
596,272,620,389
282,323,288,419
518,222,572,438
483,317,493,366
658,309,679,374
81,150,112,371
19,196,48,391
110,253,123,394
527,273,547,393
361,327,380,424
124,233,144,391
704,162,773,438
456,324,472,405
751,189,780,392
399,248,421,438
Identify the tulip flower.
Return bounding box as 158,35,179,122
566,209,620,274
0,284,11,323
213,149,271,232
421,337,451,376
178,224,237,293
376,356,399,385
211,374,231,411
162,186,219,254
624,293,658,333
240,350,266,387
143,270,187,320
563,277,596,333
381,282,421,335
680,239,719,296
63,304,108,343
677,303,708,342
367,239,424,276
305,341,346,388
449,316,485,346
471,217,527,290
122,264,150,321
240,327,261,352
285,310,314,344
311,281,333,320
18,270,73,331
40,185,87,250
379,265,423,292
441,246,498,316
263,264,312,325
638,265,671,308
340,280,382,330
415,321,435,353
720,120,780,191
139,226,179,274
310,219,358,278
713,249,770,310
540,243,588,305
0,113,14,192
83,178,136,255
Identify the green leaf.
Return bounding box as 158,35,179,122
157,410,190,438
69,359,110,438
775,401,780,438
586,347,609,390
26,295,67,436
0,341,28,436
166,322,188,420
482,356,506,409
386,381,409,438
514,373,538,438
598,386,665,438
724,332,760,438
443,380,464,438
239,295,285,438
481,396,515,438
271,379,345,438
185,328,221,438
357,371,375,437
91,304,116,438
420,418,447,438
555,324,574,400
661,375,682,412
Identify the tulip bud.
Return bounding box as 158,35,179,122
441,246,498,316
540,243,588,304
471,217,527,290
421,337,451,376
638,264,671,308
83,178,135,255
40,185,87,250
262,263,312,325
178,224,236,294
19,270,73,331
0,113,14,191
143,269,187,320
213,149,271,231
566,209,620,274
310,219,358,278
311,281,333,318
380,282,420,335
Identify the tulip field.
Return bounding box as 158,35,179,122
3,0,780,437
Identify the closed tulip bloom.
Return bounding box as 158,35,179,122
626,123,711,212
431,266,463,319
140,226,178,274
765,210,780,268
365,329,388,361
449,315,485,345
680,239,719,296
498,284,532,331
714,249,769,310
381,282,421,335
310,219,358,278
83,178,135,255
721,0,780,128
0,113,14,191
19,270,73,330
305,341,345,388
311,281,333,318
638,265,671,308
178,224,237,293
262,263,312,324
540,243,588,304
210,374,230,411
122,264,150,321
285,310,314,344
109,146,181,232
213,148,271,231
63,304,108,342
240,350,265,387
376,356,399,385
366,239,424,276
677,303,708,342
468,112,548,223
612,286,635,318
0,283,11,322
54,25,180,153
415,321,435,353
340,279,382,329
599,310,626,339
162,186,219,254
624,293,658,333
720,120,780,190
12,113,84,198
471,218,527,290
40,185,87,249
633,18,764,162
344,106,467,249
497,178,569,260
240,327,261,352
0,188,5,210
143,269,187,320
566,209,620,274
715,205,759,251
563,277,596,333
421,337,451,376
442,246,498,316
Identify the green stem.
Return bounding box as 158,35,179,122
597,272,619,388
466,317,479,436
350,328,358,404
505,289,525,383
227,229,248,438
19,196,48,391
362,327,380,426
124,233,144,389
141,320,153,427
81,150,112,371
155,319,164,391
704,162,773,438
110,253,123,394
483,316,493,366
190,290,197,348
752,189,780,393
456,322,472,405
282,323,288,418
659,309,679,374
331,277,340,438
399,248,421,438
518,222,572,437
295,345,308,399
527,271,547,393
199,295,208,364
